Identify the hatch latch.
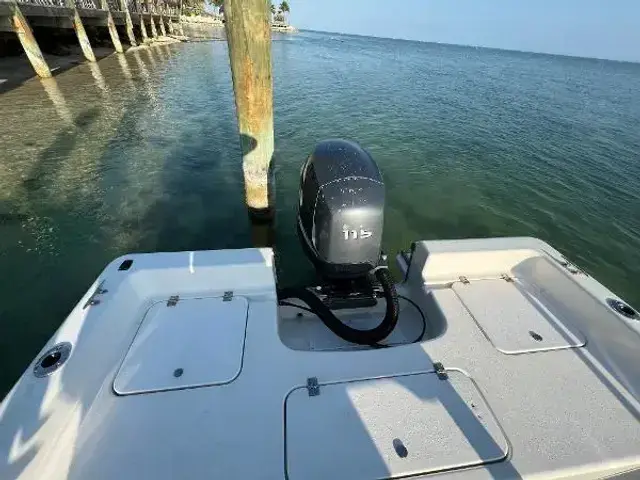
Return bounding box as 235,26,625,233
433,362,448,380
223,291,234,302
167,295,179,307
307,377,320,396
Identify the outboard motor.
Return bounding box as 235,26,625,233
298,139,385,279
278,139,399,346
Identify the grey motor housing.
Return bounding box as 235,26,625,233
298,139,385,279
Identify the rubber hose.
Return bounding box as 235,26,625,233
277,268,399,345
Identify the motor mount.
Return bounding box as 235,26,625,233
297,139,385,280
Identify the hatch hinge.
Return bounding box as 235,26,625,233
83,280,108,309
223,291,234,302
433,362,448,380
459,276,470,285
167,295,180,307
501,274,514,282
307,377,320,396
563,262,582,275
553,256,583,275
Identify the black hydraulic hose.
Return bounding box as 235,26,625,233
277,268,400,345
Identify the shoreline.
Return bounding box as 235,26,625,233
1,17,298,93
181,14,298,33
0,37,182,94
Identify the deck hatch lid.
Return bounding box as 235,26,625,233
453,278,586,354
114,296,248,395
285,371,508,479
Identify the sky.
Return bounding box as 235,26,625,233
286,0,640,63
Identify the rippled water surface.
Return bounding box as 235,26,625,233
1,32,639,393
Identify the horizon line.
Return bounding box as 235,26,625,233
299,28,640,66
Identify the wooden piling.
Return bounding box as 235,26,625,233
224,0,274,217
10,3,52,78
177,0,184,36
101,0,124,53
139,14,149,42
158,15,166,36
120,0,137,46
65,0,96,62
149,14,158,38
167,18,174,35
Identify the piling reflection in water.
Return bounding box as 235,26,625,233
134,49,159,106
250,218,275,249
117,53,134,85
145,47,158,68
132,49,150,80
39,78,73,127
88,61,109,95
154,45,168,62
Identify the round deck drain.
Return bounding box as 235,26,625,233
606,298,638,320
33,342,72,378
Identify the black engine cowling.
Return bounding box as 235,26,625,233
298,139,385,280
280,139,399,346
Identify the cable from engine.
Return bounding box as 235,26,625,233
277,267,399,346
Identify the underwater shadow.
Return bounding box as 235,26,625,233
0,102,115,479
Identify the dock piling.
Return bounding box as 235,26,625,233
10,2,52,78
149,13,158,38
101,0,124,53
65,0,96,62
140,15,149,42
224,0,275,218
121,0,138,46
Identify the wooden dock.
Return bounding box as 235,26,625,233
0,0,183,77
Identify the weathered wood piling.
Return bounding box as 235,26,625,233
8,3,52,78
139,13,149,42
158,15,166,36
121,0,137,46
224,0,275,218
66,0,97,62
102,0,124,54
149,12,158,38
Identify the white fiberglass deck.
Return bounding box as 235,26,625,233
1,237,640,479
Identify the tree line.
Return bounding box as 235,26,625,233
182,0,290,20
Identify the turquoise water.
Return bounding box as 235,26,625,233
1,31,639,394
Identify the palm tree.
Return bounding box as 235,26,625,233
270,3,275,15
279,0,289,23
